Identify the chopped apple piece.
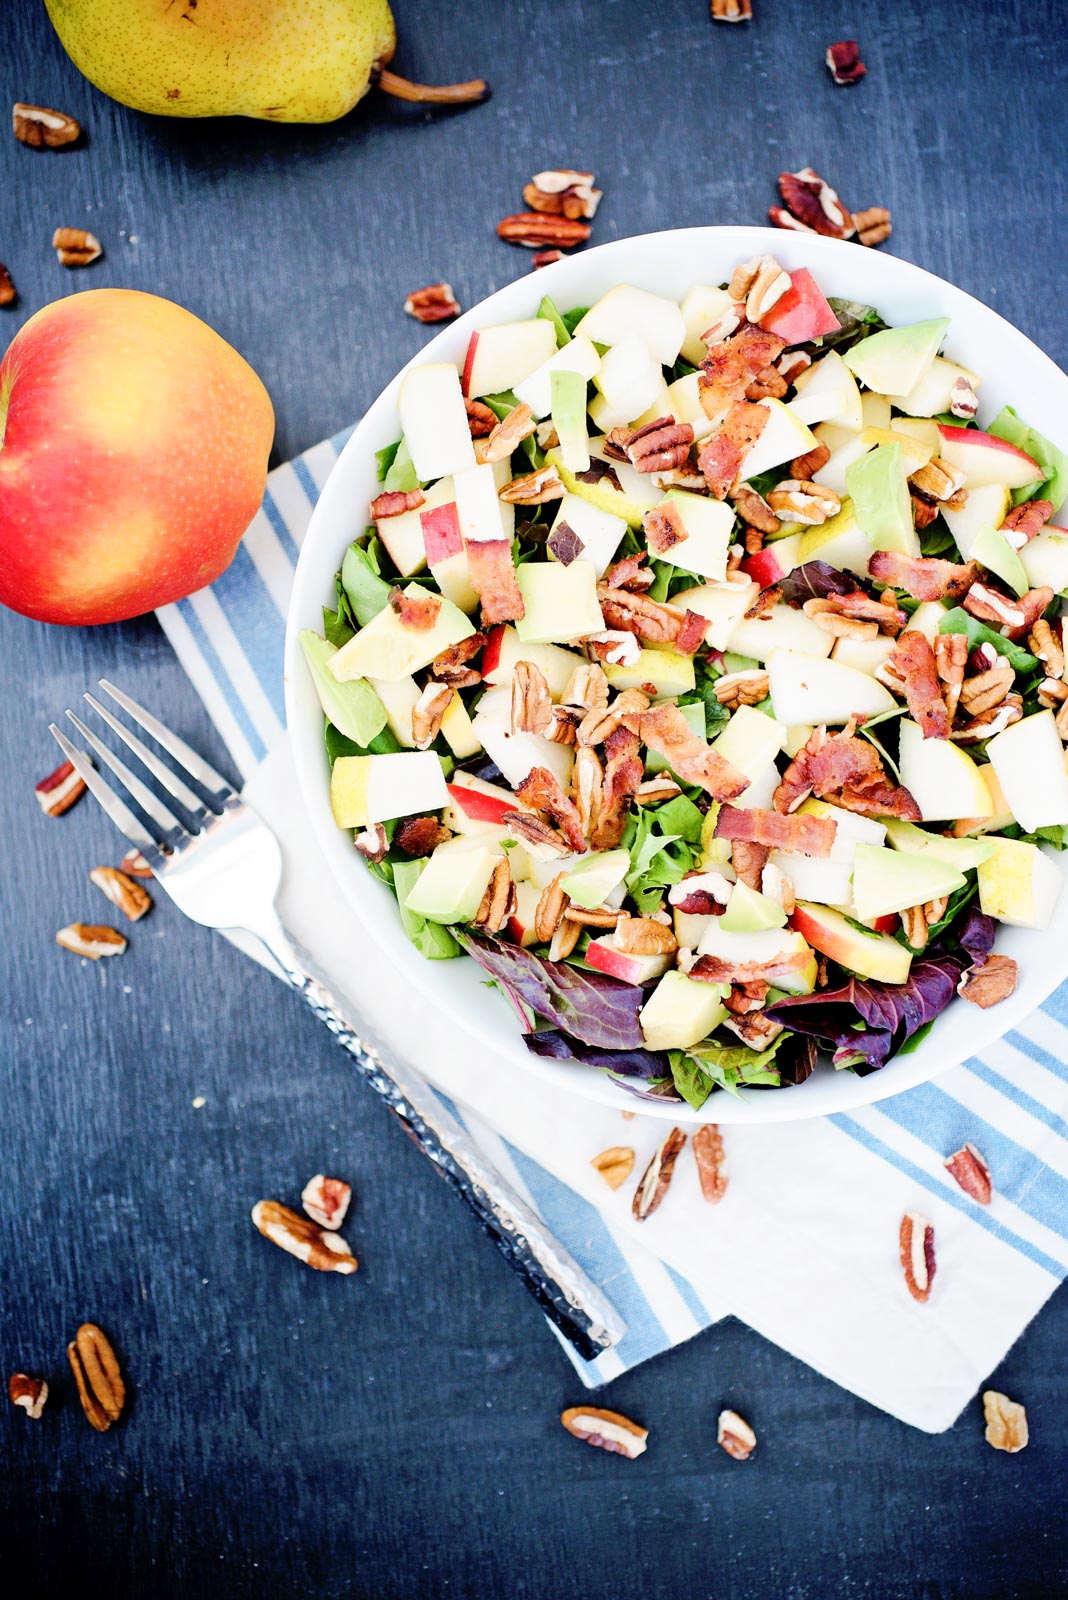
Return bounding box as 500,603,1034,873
368,674,420,748
330,750,448,829
588,335,664,431
738,398,819,483
515,561,604,644
330,584,475,683
548,494,626,578
481,624,576,698
655,491,733,580
461,318,557,399
575,285,686,366
898,718,992,821
454,462,509,544
986,710,1068,833
665,371,716,441
798,797,886,862
885,355,981,418
759,269,841,344
903,601,948,645
741,532,804,589
696,921,818,994
679,285,734,366
1020,527,1068,594
851,843,966,922
604,648,696,698
790,902,913,984
796,501,876,576
439,694,482,760
469,683,573,790
789,350,863,430
941,483,1012,560
512,335,600,419
709,703,787,783
672,580,758,649
552,368,591,474
767,649,896,725
937,425,1041,490
445,772,525,829
727,606,833,663
767,849,853,906
977,836,1063,929
397,364,475,482
420,491,480,614
585,935,675,986
830,632,895,676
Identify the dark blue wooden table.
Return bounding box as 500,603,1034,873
2,3,1066,1594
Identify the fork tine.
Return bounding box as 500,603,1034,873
83,692,211,824
97,679,237,803
65,709,189,851
49,724,163,859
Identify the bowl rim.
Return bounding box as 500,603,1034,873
283,224,1068,1124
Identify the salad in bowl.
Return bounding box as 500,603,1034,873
292,231,1068,1115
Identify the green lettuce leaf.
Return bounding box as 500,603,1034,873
623,796,703,914
537,294,571,347
341,541,392,625
382,437,419,494
375,440,401,482
988,405,1068,513
938,607,1038,673
669,1033,789,1107
561,306,589,336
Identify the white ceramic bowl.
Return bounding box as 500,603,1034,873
285,225,1068,1123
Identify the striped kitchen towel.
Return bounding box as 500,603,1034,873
157,436,1068,1431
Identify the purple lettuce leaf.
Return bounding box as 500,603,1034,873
776,561,870,604
455,931,646,1050
763,951,968,1074
525,1028,679,1100
956,906,997,964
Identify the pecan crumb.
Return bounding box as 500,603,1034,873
8,1373,48,1419
825,40,866,84
944,1143,992,1205
983,1390,1028,1453
251,1199,357,1275
0,261,15,306
404,282,461,323
56,923,127,960
52,227,102,267
561,1405,648,1458
958,953,1018,1008
35,758,86,816
90,866,152,922
532,249,563,269
711,0,752,19
13,102,81,148
301,1174,352,1230
590,1146,635,1191
692,1124,728,1203
854,206,892,247
717,1408,757,1460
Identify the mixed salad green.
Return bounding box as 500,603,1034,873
301,254,1068,1106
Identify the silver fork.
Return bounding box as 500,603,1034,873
50,681,625,1362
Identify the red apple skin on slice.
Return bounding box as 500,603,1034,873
743,545,795,588
760,269,841,344
481,624,506,678
936,425,1041,489
585,938,674,985
446,778,516,825
422,501,464,564
461,332,479,397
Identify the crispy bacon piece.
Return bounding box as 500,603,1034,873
698,324,787,421
371,488,425,520
714,804,837,858
868,549,978,603
389,587,441,631
999,499,1053,549
623,705,749,800
731,839,768,889
689,949,816,988
431,632,486,688
835,781,921,822
643,503,687,556
603,552,654,592
465,540,525,625
516,765,587,854
882,630,950,739
591,726,643,848
598,587,681,644
675,609,708,656
698,401,769,499
394,816,451,857
774,726,880,813
811,589,908,632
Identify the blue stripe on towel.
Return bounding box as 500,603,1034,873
173,597,268,767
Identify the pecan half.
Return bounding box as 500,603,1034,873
564,660,609,711
635,775,682,805
431,632,486,688
853,207,892,247
590,1146,635,1191
958,952,1018,1008
717,1408,757,1460
13,102,81,148
511,659,553,735
411,681,454,748
524,168,601,220
301,1174,352,1230
464,397,497,437
478,402,536,464
35,758,86,816
825,40,866,84
733,483,781,534
959,665,1014,715
52,227,102,267
692,1124,728,1203
8,1373,48,1419
727,255,792,323
498,464,565,504
1029,617,1064,678
0,261,14,306
534,873,570,941
911,457,966,502
614,916,677,956
632,1128,687,1221
251,1199,357,1274
89,866,152,922
497,213,591,249
768,479,841,525
1000,499,1054,550
612,416,694,474
714,668,769,708
473,858,515,933
503,810,571,858
778,168,855,239
403,282,460,323
68,1324,125,1432
944,1143,992,1205
561,1406,649,1458
790,441,831,480
745,364,788,401
983,1391,1029,1453
56,923,127,959
899,1212,935,1303
711,0,752,20
548,916,581,959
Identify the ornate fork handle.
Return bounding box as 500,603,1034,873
257,917,626,1362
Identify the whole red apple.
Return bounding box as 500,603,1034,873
0,289,274,625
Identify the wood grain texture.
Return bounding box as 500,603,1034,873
1,2,1065,1596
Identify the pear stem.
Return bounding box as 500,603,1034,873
374,67,490,106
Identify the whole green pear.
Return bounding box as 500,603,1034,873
45,0,487,123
